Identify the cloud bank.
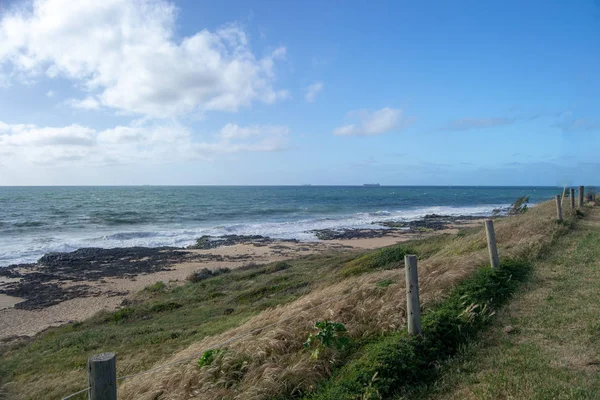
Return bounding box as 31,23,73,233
0,121,289,166
0,0,287,118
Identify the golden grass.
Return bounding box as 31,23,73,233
119,200,571,400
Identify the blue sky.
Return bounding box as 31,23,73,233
0,0,598,186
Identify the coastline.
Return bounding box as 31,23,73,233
0,215,486,340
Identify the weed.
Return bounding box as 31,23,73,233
198,349,221,368
304,320,350,360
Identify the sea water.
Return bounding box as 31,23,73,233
0,186,562,266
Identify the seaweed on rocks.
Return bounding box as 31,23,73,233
312,229,388,240
188,234,299,249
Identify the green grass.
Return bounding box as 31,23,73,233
394,208,600,400
304,260,532,400
0,246,412,400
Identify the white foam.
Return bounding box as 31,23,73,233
0,203,507,267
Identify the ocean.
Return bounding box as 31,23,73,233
0,186,562,267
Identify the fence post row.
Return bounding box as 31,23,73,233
570,188,575,209
579,186,585,208
88,352,117,400
484,219,500,270
555,194,563,221
404,255,422,335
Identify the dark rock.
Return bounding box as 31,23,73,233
0,246,245,310
312,229,387,240
188,235,298,250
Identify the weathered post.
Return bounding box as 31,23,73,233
404,255,421,335
88,352,117,400
555,195,563,221
579,186,585,208
570,188,575,209
484,219,500,270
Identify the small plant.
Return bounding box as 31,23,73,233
457,300,496,325
197,349,221,368
508,196,529,215
304,320,350,360
144,281,166,293
111,307,135,323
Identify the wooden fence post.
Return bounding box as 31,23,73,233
484,219,500,269
570,188,575,209
555,195,563,221
579,186,585,208
88,352,117,400
404,255,421,335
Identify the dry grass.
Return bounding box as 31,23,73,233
119,200,570,400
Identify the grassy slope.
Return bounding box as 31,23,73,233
399,206,600,400
0,252,349,399
0,199,580,400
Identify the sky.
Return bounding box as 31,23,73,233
0,0,599,186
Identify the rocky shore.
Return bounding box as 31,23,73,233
312,214,486,240
0,214,487,338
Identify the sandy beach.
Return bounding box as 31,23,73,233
0,218,483,340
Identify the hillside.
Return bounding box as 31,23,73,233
1,197,594,400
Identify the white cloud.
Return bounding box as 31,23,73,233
45,90,54,97
69,96,101,110
305,82,323,102
0,0,287,118
0,120,289,166
332,107,406,136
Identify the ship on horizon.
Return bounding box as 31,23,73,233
363,183,381,187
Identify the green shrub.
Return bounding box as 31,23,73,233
305,260,531,400
111,308,135,324
144,281,166,293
